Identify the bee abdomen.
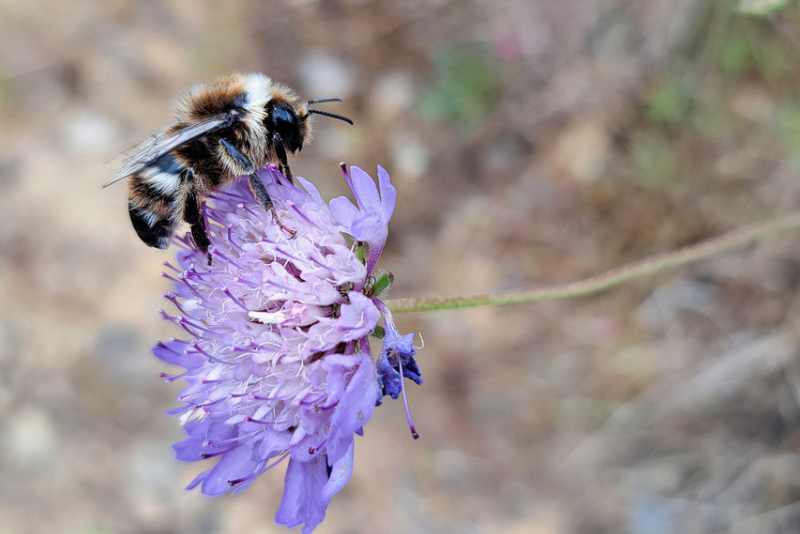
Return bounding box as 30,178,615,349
127,154,184,250
129,202,177,250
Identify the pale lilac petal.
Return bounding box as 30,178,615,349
330,166,394,266
295,176,325,205
322,439,355,501
328,196,360,228
349,166,382,213
172,436,207,461
200,444,259,496
331,352,379,436
350,213,385,243
276,456,330,534
377,166,397,222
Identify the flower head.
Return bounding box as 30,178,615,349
155,165,420,534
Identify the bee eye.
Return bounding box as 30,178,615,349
268,104,302,151
269,106,297,135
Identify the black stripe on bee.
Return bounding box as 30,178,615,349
128,202,176,250
129,179,178,215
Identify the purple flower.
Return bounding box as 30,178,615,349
330,164,396,274
155,165,421,534
373,304,422,402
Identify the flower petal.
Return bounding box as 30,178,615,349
275,455,330,534
322,439,355,501
331,353,379,436
200,443,259,496
349,166,382,213
377,165,397,222
328,195,360,230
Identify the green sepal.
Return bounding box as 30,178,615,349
371,271,395,298
356,241,366,264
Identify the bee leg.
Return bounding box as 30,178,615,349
219,139,256,174
249,172,296,238
181,168,212,263
191,220,212,266
248,172,274,211
272,133,294,183
218,138,276,210
217,139,293,236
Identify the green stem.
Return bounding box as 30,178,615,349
385,212,800,313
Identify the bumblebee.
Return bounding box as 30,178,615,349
105,72,352,252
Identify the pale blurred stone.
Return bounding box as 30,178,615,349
2,404,57,464
368,70,416,122
61,109,120,156
552,116,611,182
634,278,721,332
313,122,357,160
391,131,430,182
730,88,774,122
297,52,357,99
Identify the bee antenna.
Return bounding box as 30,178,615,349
307,98,343,104
308,109,354,125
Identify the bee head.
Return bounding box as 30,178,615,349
266,102,306,153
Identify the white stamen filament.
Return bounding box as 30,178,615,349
396,353,420,440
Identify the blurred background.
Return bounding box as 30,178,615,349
2,0,800,532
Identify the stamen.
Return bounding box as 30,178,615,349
396,353,420,439
204,429,261,448
223,288,250,312
155,340,184,357
212,249,246,270
160,370,189,383
164,292,188,314
227,451,289,486
235,277,260,288
226,227,243,251
176,317,216,337
188,341,236,366
162,272,181,283
199,446,237,460
298,399,339,411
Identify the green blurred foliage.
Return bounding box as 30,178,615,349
777,104,800,162
629,3,800,190
735,0,788,17
719,32,752,73
691,97,737,142
631,132,684,191
419,44,503,132
647,80,693,125
714,15,793,79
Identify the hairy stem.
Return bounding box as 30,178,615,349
386,212,800,313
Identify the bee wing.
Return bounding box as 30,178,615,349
104,114,232,188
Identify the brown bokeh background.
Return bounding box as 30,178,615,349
3,1,800,533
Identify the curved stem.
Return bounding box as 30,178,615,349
386,212,800,313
